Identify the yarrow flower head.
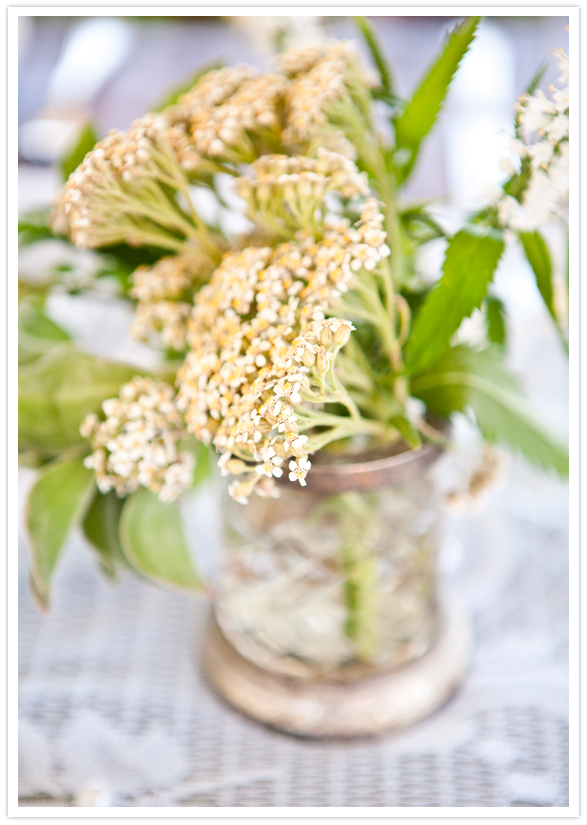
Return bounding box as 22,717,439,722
129,251,213,352
165,66,286,165
175,176,390,503
53,114,222,261
277,40,375,161
80,377,195,503
235,149,369,237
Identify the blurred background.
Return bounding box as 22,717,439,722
18,14,570,808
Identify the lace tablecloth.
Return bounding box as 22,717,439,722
18,452,569,808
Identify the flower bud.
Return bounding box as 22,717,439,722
320,325,334,347
225,458,248,475
334,321,353,346
316,346,330,375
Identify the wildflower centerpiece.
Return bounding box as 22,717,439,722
19,18,569,736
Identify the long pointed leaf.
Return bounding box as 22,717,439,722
411,346,568,476
405,226,505,374
26,455,96,609
119,488,204,593
353,16,394,96
519,230,568,352
392,16,480,183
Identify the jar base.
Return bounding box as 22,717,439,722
201,591,472,738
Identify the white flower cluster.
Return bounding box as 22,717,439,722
493,49,569,232
176,190,390,503
129,252,211,352
166,66,286,165
81,377,195,503
235,149,369,235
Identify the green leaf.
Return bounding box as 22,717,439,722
60,121,99,182
518,230,555,319
353,16,395,96
19,344,145,455
119,488,204,592
19,296,72,365
389,415,422,449
411,345,568,476
26,454,96,609
151,61,224,112
519,230,568,354
392,16,480,183
18,208,55,247
405,227,505,374
82,490,126,580
485,294,507,347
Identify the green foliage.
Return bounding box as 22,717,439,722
82,490,126,580
119,488,204,592
353,16,395,96
18,344,144,456
405,226,505,375
392,16,479,183
18,294,72,365
519,230,555,319
26,454,96,609
18,208,55,247
411,345,568,476
389,415,422,449
519,230,568,353
151,61,224,112
60,121,100,182
485,294,507,348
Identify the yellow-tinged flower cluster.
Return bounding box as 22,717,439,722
235,149,369,236
129,251,212,352
277,40,372,159
81,377,195,503
166,66,286,165
56,113,219,255
176,194,390,503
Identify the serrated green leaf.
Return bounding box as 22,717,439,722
26,454,96,609
18,344,145,455
392,16,480,183
411,345,568,476
151,61,224,112
353,16,395,96
82,490,126,580
519,230,555,318
60,121,99,182
405,227,505,374
119,487,204,593
485,294,507,347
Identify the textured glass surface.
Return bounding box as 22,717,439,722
215,467,443,678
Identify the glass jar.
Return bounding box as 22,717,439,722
213,443,444,680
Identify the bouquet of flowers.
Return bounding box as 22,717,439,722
19,17,568,608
